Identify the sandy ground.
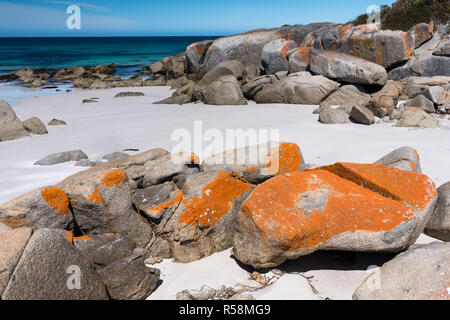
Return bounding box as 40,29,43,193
0,85,448,300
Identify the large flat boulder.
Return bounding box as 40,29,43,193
1,229,109,300
200,142,305,184
0,100,30,142
0,187,74,230
309,49,387,86
233,163,437,268
255,72,340,105
353,242,449,300
425,182,450,241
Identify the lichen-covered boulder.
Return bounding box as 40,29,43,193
0,228,32,296
425,182,450,241
261,38,297,75
255,72,340,105
233,163,437,268
0,100,30,142
200,142,305,184
375,146,422,173
57,167,152,247
155,171,254,263
288,47,311,74
1,229,109,300
309,49,387,86
353,242,449,300
0,187,74,230
311,24,414,69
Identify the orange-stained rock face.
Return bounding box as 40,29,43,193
241,170,415,250
234,163,437,268
100,169,129,188
88,187,103,204
319,163,437,211
40,188,70,216
179,172,253,228
141,186,184,218
269,142,304,174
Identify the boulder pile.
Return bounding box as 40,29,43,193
0,143,448,300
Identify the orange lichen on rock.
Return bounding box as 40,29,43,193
292,47,311,65
265,142,303,175
241,170,415,250
64,231,74,243
320,163,436,211
73,235,92,241
179,172,253,228
41,188,70,216
101,169,128,188
88,187,103,204
142,186,184,215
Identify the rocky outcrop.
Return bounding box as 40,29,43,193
233,163,437,268
255,72,340,105
353,242,449,300
203,75,247,105
0,100,30,142
425,182,450,241
309,49,387,86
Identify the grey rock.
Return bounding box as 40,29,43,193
405,95,435,113
0,228,32,296
148,238,171,259
288,47,310,73
261,38,296,74
197,60,245,88
177,285,218,300
1,228,109,300
97,251,160,300
74,159,99,167
34,150,88,166
0,100,30,142
309,49,387,86
114,92,144,98
353,242,450,300
203,75,247,105
375,146,422,173
154,94,192,105
102,152,130,161
320,84,370,108
48,119,67,126
425,182,450,241
82,99,98,104
73,233,136,268
350,105,375,125
22,117,48,135
433,36,450,57
186,40,214,74
395,107,439,128
255,72,340,105
319,107,351,124
369,81,404,117
242,75,275,100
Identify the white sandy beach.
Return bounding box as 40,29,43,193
0,85,448,300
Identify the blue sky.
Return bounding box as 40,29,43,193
0,0,396,37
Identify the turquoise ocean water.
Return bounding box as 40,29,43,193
0,36,217,103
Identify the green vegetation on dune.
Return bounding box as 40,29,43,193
350,0,449,31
